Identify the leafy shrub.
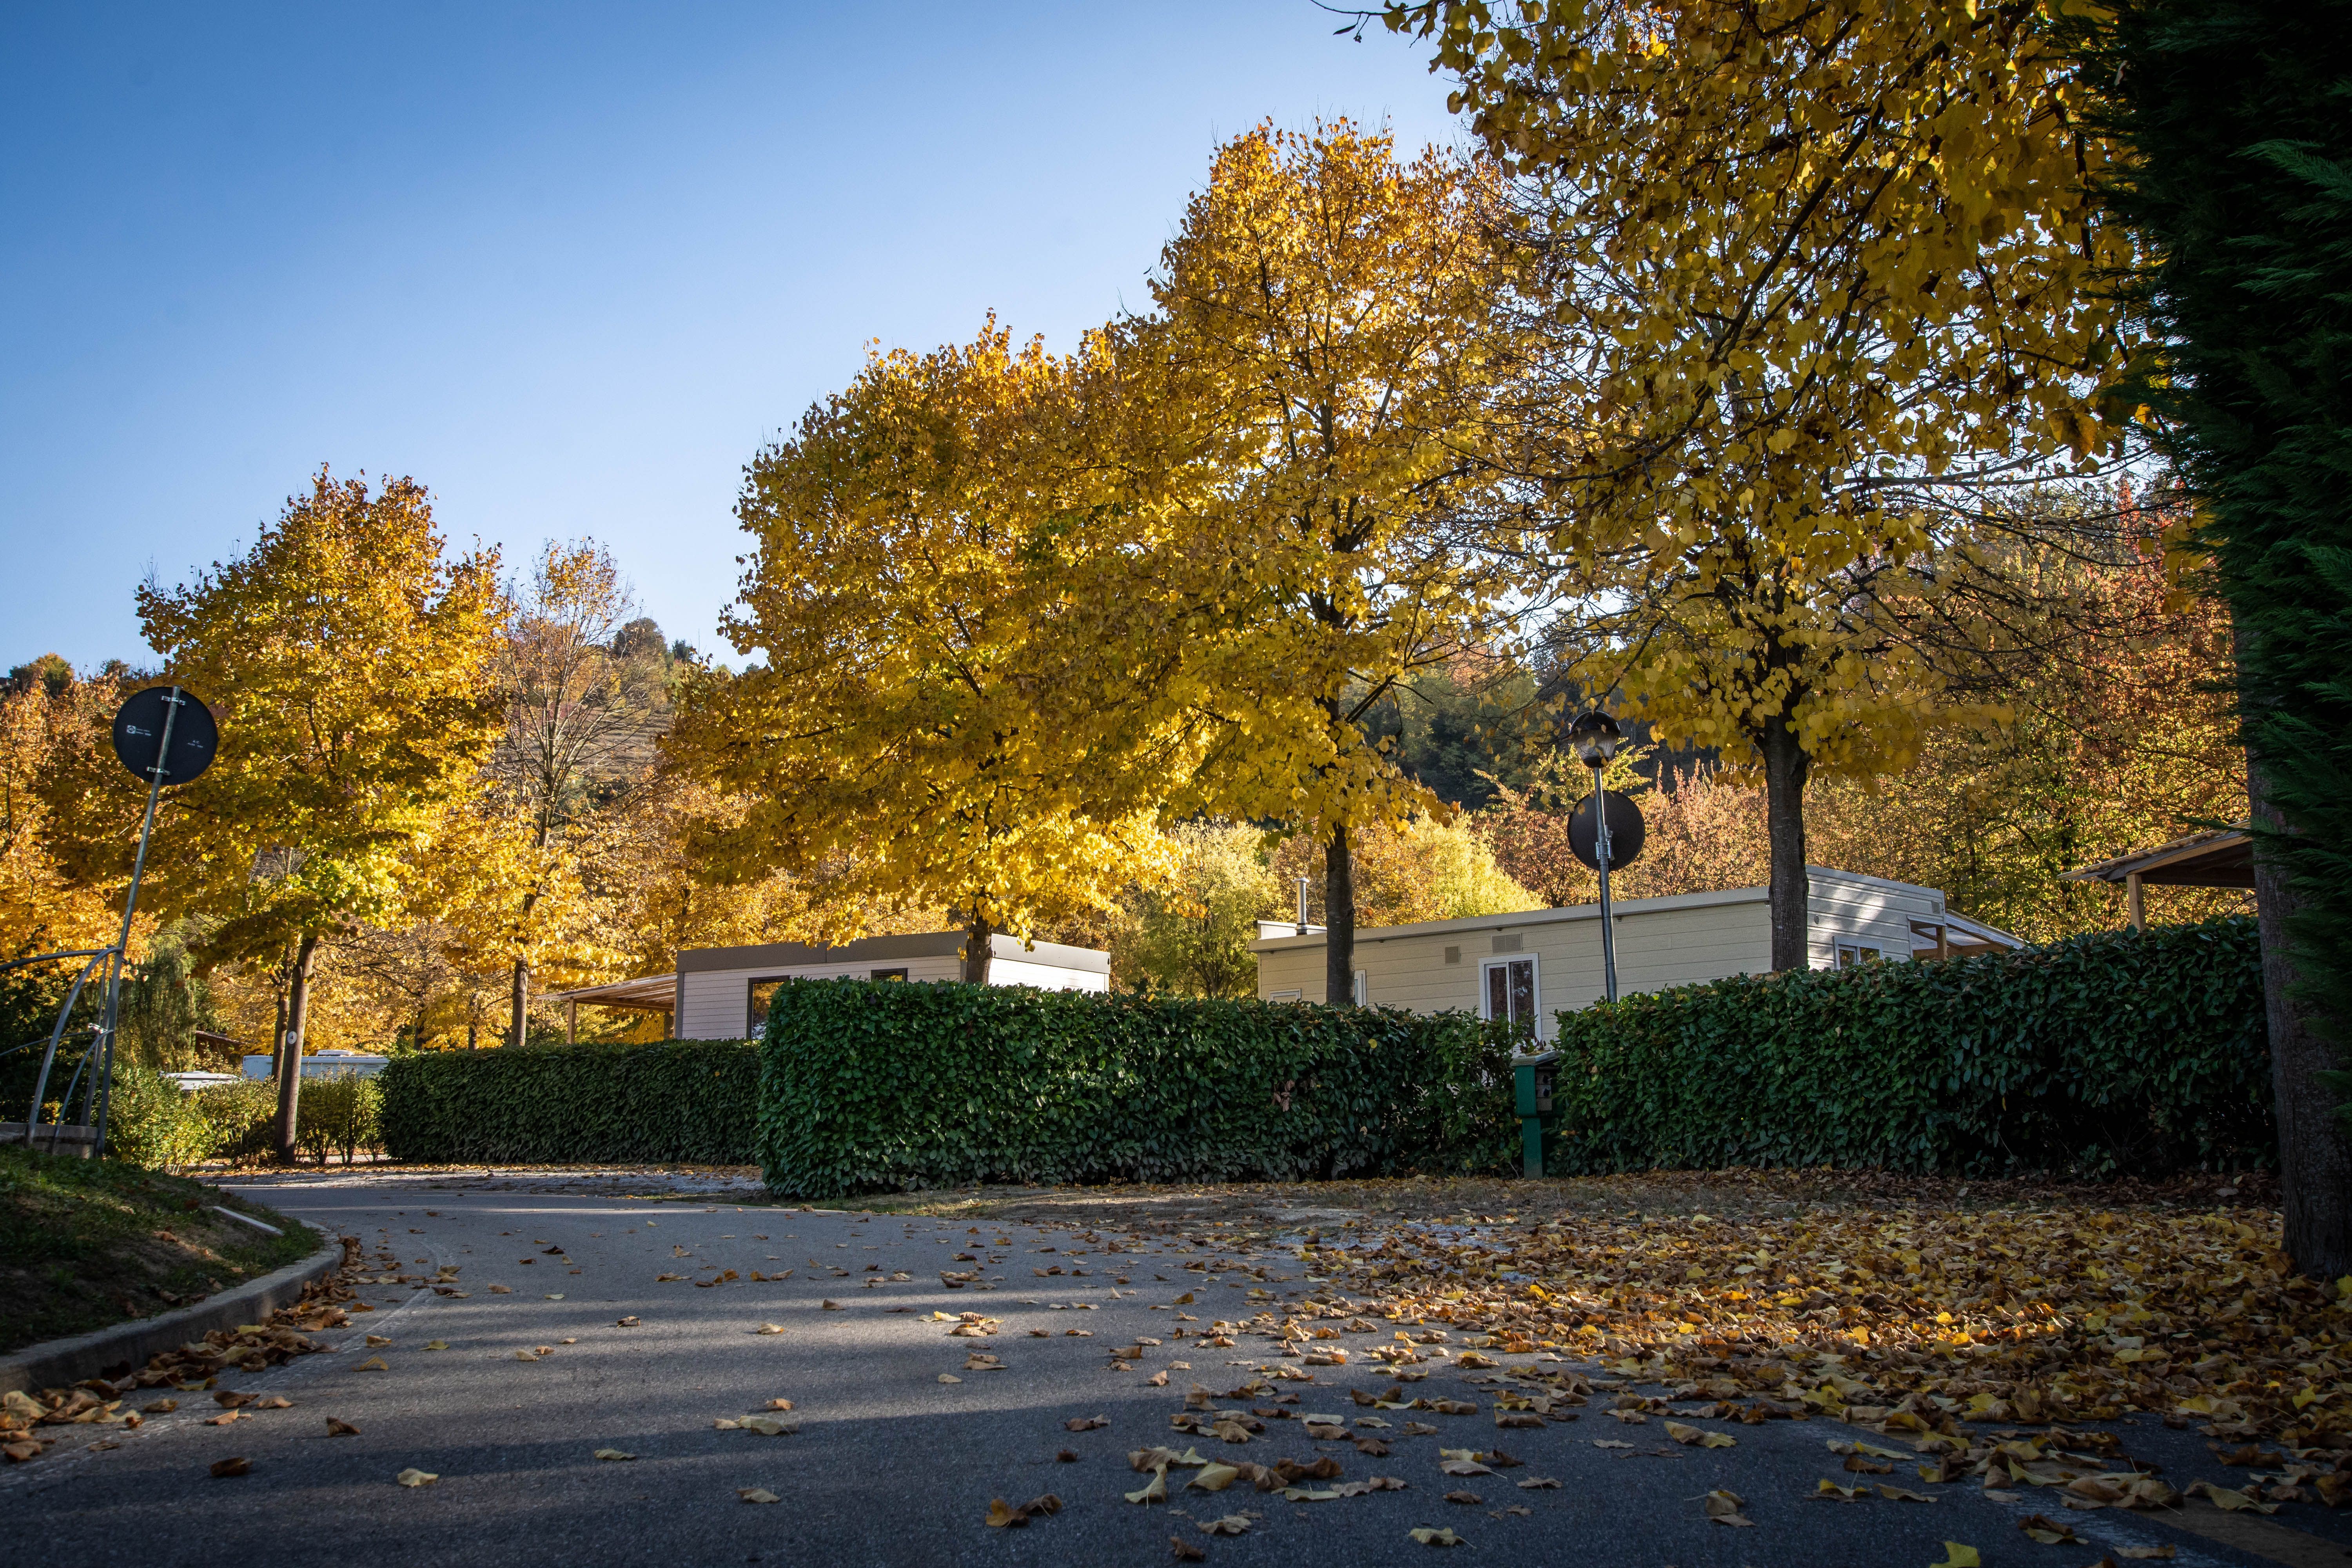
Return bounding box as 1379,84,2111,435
296,1074,383,1165
378,1042,759,1164
192,1078,279,1164
102,1062,214,1168
757,982,1515,1199
1550,917,2270,1177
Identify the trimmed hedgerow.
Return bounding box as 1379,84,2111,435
757,983,1515,1198
1550,917,2270,1178
379,1040,759,1164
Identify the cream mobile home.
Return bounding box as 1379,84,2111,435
1251,867,2020,1038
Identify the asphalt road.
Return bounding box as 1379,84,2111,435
5,1171,2342,1568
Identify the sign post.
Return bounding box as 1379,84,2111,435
19,686,217,1156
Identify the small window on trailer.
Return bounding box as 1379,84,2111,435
1482,955,1539,1038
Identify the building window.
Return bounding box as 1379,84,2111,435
871,967,908,982
748,978,785,1038
1483,956,1539,1038
1834,944,1882,969
1443,945,1461,966
1352,970,1367,1006
1269,989,1302,1003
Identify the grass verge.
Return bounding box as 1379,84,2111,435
0,1145,314,1355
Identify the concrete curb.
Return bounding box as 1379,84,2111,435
0,1230,345,1396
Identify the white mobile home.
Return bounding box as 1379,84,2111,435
670,932,1109,1041
1250,866,2020,1038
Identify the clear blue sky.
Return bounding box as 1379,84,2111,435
0,3,1463,672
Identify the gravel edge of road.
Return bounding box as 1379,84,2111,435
1,1228,343,1396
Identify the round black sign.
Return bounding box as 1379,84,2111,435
1568,789,1645,872
111,686,218,786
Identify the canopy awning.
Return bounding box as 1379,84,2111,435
1909,912,2026,959
547,974,676,1011
2063,828,2254,889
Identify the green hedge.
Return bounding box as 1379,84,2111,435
1550,916,2270,1177
379,1041,759,1164
758,982,1516,1198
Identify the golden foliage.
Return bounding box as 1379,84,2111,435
39,469,505,963
1141,121,1515,846
1394,1,2138,969
1276,814,1542,929
665,323,1184,961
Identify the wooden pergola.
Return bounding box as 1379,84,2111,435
2062,827,2254,928
546,973,676,1044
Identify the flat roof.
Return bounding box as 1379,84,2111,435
677,931,1109,976
1249,866,1949,953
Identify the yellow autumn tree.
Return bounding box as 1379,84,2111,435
1139,122,1517,1002
39,468,504,1156
666,323,1185,980
465,539,664,1042
1393,0,2132,967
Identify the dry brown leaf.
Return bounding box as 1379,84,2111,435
1703,1489,1754,1527
1444,1489,1483,1504
396,1468,437,1487
1187,1463,1242,1492
142,1399,177,1414
1067,1416,1109,1431
937,1374,962,1384
210,1457,250,1478
1170,1538,1206,1562
1200,1515,1251,1535
615,1316,639,1327
738,1488,779,1504
1409,1526,1463,1546
595,1448,636,1461
755,1323,786,1336
1516,1476,1560,1490
327,1418,360,1436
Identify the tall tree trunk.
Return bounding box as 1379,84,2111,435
1325,820,1356,1005
2252,768,2352,1278
509,886,538,1046
1761,720,1811,972
962,913,995,985
272,932,319,1163
510,957,530,1047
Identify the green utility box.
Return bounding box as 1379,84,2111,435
1512,1049,1558,1178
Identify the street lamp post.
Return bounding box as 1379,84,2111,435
1568,711,1624,1004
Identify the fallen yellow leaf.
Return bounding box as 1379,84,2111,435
396,1468,438,1488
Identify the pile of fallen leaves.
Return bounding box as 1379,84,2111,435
2,1235,365,1465
1284,1203,2352,1458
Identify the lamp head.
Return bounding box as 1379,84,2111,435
1567,710,1623,768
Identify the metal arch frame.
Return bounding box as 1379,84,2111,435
13,684,189,1158
13,949,116,1153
